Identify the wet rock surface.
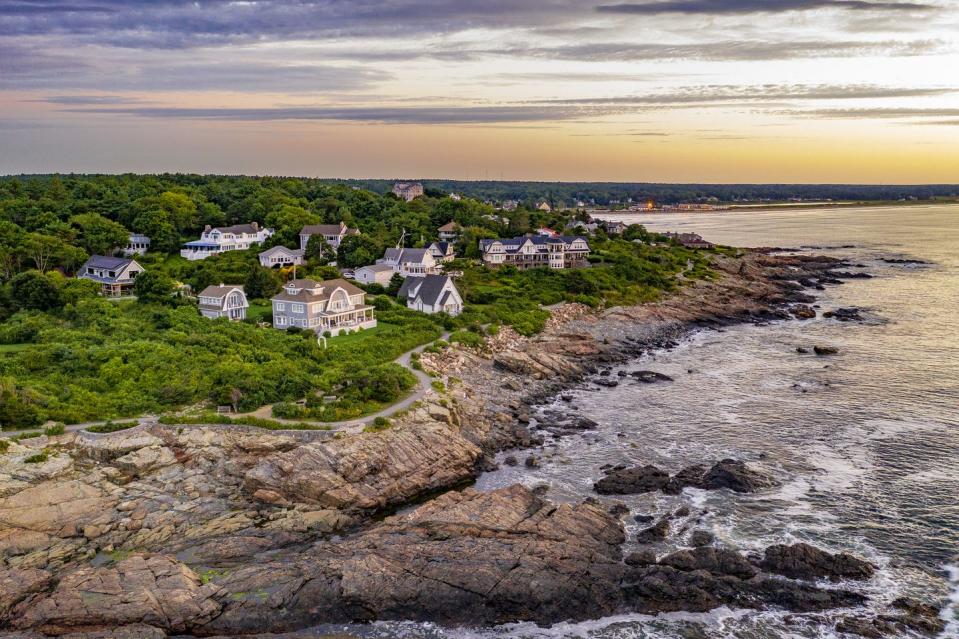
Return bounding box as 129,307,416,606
595,459,775,496
760,542,876,582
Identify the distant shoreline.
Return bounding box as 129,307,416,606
594,199,959,217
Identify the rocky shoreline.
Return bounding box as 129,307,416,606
0,252,946,638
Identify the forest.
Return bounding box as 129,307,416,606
0,174,713,429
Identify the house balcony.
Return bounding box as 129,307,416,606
320,305,377,336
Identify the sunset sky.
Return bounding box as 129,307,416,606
2,0,958,182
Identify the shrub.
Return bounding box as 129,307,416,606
43,422,65,436
86,421,138,434
364,416,391,433
431,380,445,392
449,330,484,348
24,451,49,464
272,401,305,419
0,439,9,454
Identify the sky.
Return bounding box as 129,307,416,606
1,0,958,182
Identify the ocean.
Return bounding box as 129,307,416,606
328,204,959,639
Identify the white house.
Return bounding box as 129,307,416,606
479,235,590,270
437,221,461,241
122,233,150,256
78,255,144,297
181,223,273,261
259,245,305,268
537,201,552,212
271,278,376,336
298,222,358,251
378,247,440,278
427,241,456,263
398,274,463,316
198,284,249,321
354,264,396,286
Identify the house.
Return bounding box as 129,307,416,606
78,255,144,297
483,214,510,225
398,274,463,316
392,182,424,202
479,235,590,270
180,223,273,261
271,279,376,336
537,201,552,212
298,222,358,251
501,200,519,212
122,233,150,256
566,220,599,235
449,193,462,201
604,221,627,235
427,241,456,263
663,232,715,249
354,264,396,287
437,221,461,242
378,247,440,278
536,227,559,237
259,245,304,268
198,284,249,321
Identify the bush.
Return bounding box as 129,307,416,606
431,380,445,392
449,330,484,348
364,416,391,433
43,422,65,436
272,401,305,419
0,439,9,454
24,451,49,464
86,421,138,434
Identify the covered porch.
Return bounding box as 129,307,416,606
320,305,377,336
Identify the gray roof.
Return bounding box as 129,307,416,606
357,264,395,273
198,284,243,299
215,223,261,235
83,255,135,270
480,235,589,253
259,245,304,257
271,278,365,303
300,223,350,236
399,274,455,306
384,247,432,264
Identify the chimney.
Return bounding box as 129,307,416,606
251,222,259,231
204,224,212,232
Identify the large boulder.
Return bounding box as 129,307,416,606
760,543,875,582
12,555,221,635
658,547,758,580
594,465,670,495
701,459,775,493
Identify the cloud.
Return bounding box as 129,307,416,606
794,107,959,118
58,104,632,124
596,0,935,15
538,84,957,105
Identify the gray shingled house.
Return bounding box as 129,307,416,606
271,278,375,336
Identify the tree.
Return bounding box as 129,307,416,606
305,234,335,264
265,204,320,247
69,213,129,256
133,209,181,254
244,264,281,299
387,273,405,296
133,271,175,304
337,235,383,269
461,226,498,259
9,271,62,311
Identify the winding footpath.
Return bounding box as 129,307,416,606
1,331,452,439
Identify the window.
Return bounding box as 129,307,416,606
292,303,305,313
276,316,287,326
275,303,285,312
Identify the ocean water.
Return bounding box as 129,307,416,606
322,205,959,639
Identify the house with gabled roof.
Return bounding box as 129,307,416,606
479,235,590,270
378,247,440,278
427,241,456,263
77,255,144,297
181,223,273,261
271,278,375,336
198,284,249,321
298,222,358,251
259,245,304,268
122,233,150,256
398,274,463,316
354,264,396,287
437,221,461,241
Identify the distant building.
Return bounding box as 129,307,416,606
604,221,627,235
566,220,599,235
398,274,463,316
662,232,715,249
198,284,248,321
449,193,462,201
122,233,150,256
298,222,358,251
392,182,425,202
437,221,461,242
378,247,441,278
271,278,375,336
501,200,519,212
479,236,590,270
78,255,144,297
537,201,552,212
427,241,456,263
536,227,559,237
354,264,396,287
181,223,273,261
258,245,305,268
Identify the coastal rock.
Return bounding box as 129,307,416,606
594,465,669,495
631,371,674,384
791,305,816,320
689,530,715,547
814,346,840,356
701,459,775,493
12,555,221,635
244,422,483,511
760,543,875,582
636,517,670,544
664,464,708,494
658,547,758,579
824,307,864,322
